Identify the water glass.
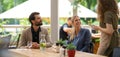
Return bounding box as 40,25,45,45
27,41,32,49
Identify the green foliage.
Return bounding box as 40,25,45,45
57,39,66,45
92,21,99,25
72,0,83,6
0,0,27,13
67,43,76,50
71,0,97,11
87,19,92,26
0,19,9,35
118,0,120,2
0,19,9,27
20,18,30,25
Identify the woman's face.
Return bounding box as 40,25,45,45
73,16,81,28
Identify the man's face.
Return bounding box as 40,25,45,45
32,15,42,26
68,20,72,26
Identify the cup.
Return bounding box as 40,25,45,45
27,41,32,49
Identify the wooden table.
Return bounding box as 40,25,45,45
9,48,107,57
92,33,100,54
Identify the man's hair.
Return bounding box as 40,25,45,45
29,12,40,24
67,17,71,21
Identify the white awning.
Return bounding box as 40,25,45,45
0,0,97,18
0,0,50,18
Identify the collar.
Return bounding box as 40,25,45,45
31,26,41,32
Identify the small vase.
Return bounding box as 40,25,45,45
67,50,75,57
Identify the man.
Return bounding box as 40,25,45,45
59,17,72,41
18,12,52,49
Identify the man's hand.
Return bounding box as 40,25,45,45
31,42,39,49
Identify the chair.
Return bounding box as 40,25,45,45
9,34,21,49
113,47,120,57
0,35,11,49
16,34,21,48
88,42,94,53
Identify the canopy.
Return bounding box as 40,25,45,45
77,5,97,18
0,0,97,18
0,0,50,18
60,0,97,18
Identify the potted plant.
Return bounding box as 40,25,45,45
56,39,66,46
55,39,66,53
67,43,76,57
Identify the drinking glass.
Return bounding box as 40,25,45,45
27,41,32,49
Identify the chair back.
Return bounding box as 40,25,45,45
0,35,11,49
9,34,21,49
88,42,94,53
113,47,120,57
16,34,21,48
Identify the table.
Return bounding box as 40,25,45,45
9,48,107,57
92,33,100,54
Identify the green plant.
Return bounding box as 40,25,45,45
57,39,66,45
0,20,9,35
67,43,76,50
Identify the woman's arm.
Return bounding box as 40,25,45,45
92,23,114,35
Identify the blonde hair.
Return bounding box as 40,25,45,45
70,27,75,40
70,16,79,40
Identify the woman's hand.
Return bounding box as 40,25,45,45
91,25,100,30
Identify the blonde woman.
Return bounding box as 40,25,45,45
69,16,92,52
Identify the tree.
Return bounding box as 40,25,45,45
0,0,27,13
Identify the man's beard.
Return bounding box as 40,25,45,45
35,22,43,26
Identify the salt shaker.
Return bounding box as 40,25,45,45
59,47,64,57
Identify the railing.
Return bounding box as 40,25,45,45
1,25,120,34
1,25,91,28
2,25,120,28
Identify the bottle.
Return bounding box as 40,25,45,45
40,38,46,51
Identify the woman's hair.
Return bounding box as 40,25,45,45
97,0,119,22
70,16,79,40
71,16,79,22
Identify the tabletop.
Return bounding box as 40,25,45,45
8,48,107,57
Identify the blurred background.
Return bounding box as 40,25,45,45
0,0,120,51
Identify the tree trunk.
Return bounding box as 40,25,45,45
73,6,78,16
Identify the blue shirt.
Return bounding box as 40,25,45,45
71,28,91,52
